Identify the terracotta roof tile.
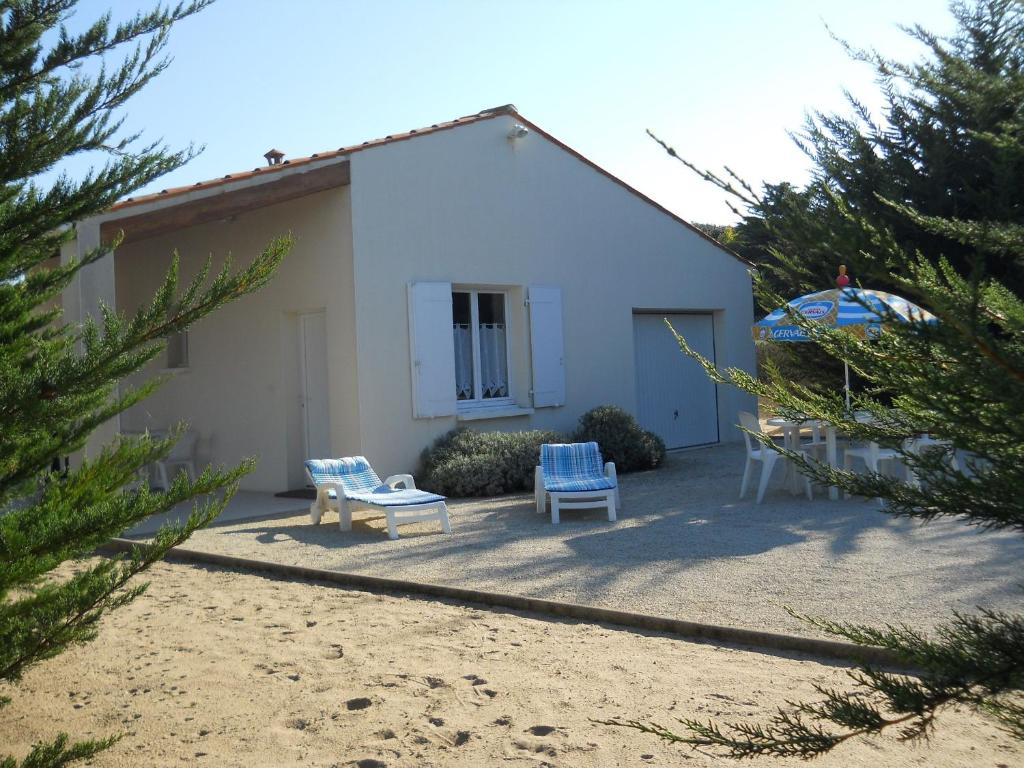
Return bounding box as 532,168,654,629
111,106,512,211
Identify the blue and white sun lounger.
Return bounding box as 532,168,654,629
534,442,618,525
304,457,452,540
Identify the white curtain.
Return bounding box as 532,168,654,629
453,324,473,399
478,323,508,398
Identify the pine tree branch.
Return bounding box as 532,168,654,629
0,731,119,768
0,468,246,682
0,5,290,764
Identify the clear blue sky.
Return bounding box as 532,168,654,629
64,0,954,224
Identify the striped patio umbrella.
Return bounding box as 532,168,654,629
753,284,937,407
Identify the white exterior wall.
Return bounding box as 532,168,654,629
60,220,121,458
349,115,756,476
115,186,357,491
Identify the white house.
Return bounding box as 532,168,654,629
63,105,756,492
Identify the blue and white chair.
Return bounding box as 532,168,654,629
534,442,618,525
304,457,452,540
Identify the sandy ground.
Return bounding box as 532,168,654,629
173,444,1024,638
2,560,1020,768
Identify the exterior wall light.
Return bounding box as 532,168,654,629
507,124,529,140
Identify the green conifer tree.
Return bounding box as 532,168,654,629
606,0,1024,757
668,0,1024,299
0,3,288,764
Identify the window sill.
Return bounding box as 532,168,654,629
457,405,535,422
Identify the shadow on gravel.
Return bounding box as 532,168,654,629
186,443,1024,631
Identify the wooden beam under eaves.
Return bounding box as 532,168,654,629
100,161,350,246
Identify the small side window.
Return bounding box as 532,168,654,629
166,330,189,369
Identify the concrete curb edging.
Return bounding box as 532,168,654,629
103,537,903,667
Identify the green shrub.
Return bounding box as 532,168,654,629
573,405,666,472
418,406,665,498
419,428,562,497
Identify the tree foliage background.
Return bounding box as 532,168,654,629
607,0,1024,758
0,2,287,765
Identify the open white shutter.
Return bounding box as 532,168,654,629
528,285,565,408
408,282,457,418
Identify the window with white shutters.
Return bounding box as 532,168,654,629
409,282,564,418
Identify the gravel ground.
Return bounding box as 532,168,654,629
171,443,1022,638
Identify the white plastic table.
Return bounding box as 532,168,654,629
769,412,878,500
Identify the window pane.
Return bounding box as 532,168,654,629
452,292,474,400
166,331,188,369
476,293,508,398
478,292,504,325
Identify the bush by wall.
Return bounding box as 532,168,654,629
418,406,665,497
419,428,562,497
573,405,666,472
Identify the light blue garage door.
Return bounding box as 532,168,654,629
633,313,719,449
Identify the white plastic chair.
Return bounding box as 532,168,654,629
905,435,961,489
305,457,451,540
154,429,198,491
738,411,812,504
799,421,829,460
842,440,902,504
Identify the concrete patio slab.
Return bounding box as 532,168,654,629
124,490,307,537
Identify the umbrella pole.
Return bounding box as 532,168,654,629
844,361,851,410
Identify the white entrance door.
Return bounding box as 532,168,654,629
633,313,719,449
299,311,331,462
